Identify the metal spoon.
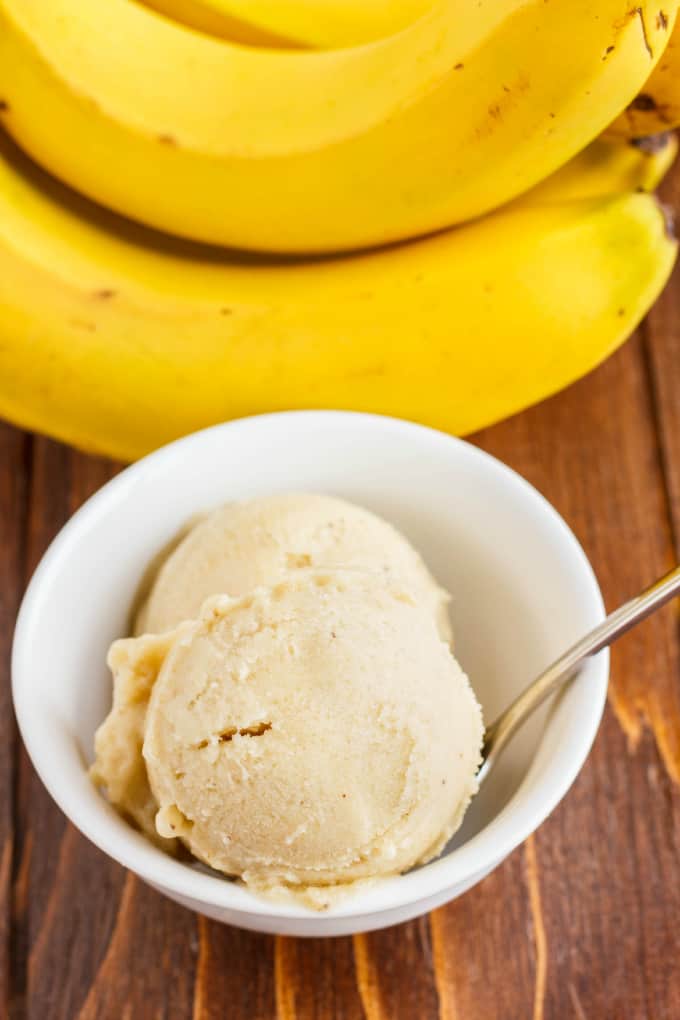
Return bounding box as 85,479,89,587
478,564,680,784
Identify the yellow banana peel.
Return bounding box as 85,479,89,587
608,18,680,136
527,132,678,203
0,132,675,461
0,0,676,252
141,0,304,47
142,0,434,47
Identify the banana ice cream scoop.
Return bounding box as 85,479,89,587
91,631,179,853
94,493,453,858
140,571,482,905
135,492,451,642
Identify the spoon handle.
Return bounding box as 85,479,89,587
478,564,680,783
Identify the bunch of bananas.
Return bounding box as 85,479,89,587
0,0,679,460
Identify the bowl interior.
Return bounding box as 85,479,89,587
13,412,606,923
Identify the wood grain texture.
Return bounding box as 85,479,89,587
273,936,362,1020
0,424,30,1016
429,848,537,1020
193,918,275,1020
649,166,680,549
1,164,679,1020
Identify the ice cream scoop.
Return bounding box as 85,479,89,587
136,570,481,907
136,492,451,641
90,631,178,852
93,494,454,854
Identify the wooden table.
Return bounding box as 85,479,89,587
2,169,679,1020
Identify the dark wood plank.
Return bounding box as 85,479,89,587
272,935,363,1020
352,919,441,1020
13,439,118,1020
646,166,680,550
192,919,276,1020
0,423,30,1017
72,876,199,1020
429,848,539,1020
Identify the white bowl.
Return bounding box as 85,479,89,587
12,412,607,937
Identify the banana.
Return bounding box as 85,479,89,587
0,131,675,462
141,0,304,47
143,0,434,47
0,0,675,253
608,18,680,136
528,132,679,202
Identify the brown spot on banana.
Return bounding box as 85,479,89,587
634,6,655,58
631,92,660,111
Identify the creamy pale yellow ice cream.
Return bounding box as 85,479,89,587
92,495,483,907
135,492,452,642
94,493,455,858
91,631,179,853
143,571,481,903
